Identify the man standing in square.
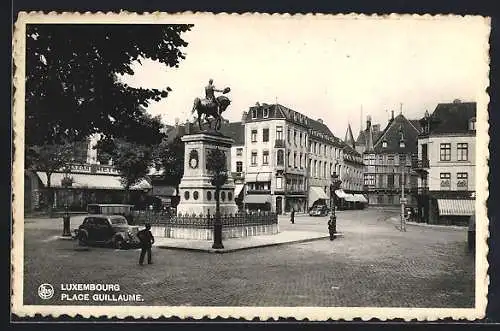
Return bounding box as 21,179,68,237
138,223,155,266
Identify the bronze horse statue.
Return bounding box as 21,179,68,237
192,91,231,131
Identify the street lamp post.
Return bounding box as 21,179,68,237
60,168,73,237
400,155,407,232
329,172,342,241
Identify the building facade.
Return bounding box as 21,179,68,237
24,135,152,213
243,103,309,213
361,112,421,207
242,103,364,214
413,100,476,225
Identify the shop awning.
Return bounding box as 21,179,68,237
437,199,475,216
335,189,349,198
234,184,245,197
308,186,328,205
36,172,151,190
245,172,272,182
352,194,368,203
343,194,357,202
244,194,271,204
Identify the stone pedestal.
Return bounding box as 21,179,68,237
176,132,238,216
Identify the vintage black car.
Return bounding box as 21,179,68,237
74,214,141,249
309,205,330,217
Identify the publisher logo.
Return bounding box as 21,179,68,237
38,283,54,300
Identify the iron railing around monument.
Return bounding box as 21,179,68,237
133,210,278,229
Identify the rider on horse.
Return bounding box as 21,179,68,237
205,79,224,114
192,79,231,131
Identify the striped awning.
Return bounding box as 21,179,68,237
244,194,271,204
36,172,151,190
335,189,349,198
308,186,328,205
245,172,272,182
437,199,475,216
353,194,368,203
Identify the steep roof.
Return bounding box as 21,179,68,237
355,127,382,147
344,124,355,149
245,103,344,147
218,121,245,145
427,102,476,134
373,114,420,154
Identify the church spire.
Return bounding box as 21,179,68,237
344,123,356,149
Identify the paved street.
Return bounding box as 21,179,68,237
23,208,474,307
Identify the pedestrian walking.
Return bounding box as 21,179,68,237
290,208,295,224
137,223,155,266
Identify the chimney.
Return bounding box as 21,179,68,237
317,118,323,124
366,115,372,131
391,110,394,121
185,119,190,135
453,99,462,104
241,111,247,124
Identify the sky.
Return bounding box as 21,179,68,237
121,15,489,138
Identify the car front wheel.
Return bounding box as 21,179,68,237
78,233,88,246
113,236,125,250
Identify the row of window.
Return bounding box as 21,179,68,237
364,173,412,187
439,143,469,162
183,190,233,202
248,150,303,168
309,141,342,159
364,154,411,166
440,172,469,189
250,127,284,143
247,177,308,192
248,127,344,160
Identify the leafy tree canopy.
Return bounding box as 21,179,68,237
96,139,152,191
25,24,193,146
152,135,185,191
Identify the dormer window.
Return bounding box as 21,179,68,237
263,108,269,118
469,117,476,131
251,109,257,119
399,140,405,148
382,140,388,148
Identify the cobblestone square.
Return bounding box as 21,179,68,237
23,209,474,307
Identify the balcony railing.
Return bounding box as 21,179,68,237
411,159,430,169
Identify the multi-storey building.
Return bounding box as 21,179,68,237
340,124,366,207
243,103,309,214
307,119,346,210
362,112,421,207
413,100,476,225
243,103,349,214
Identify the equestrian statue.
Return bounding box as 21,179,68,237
192,79,231,131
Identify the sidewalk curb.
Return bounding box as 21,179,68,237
388,217,467,230
156,234,340,254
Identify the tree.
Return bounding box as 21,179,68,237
26,143,74,217
153,136,185,197
98,139,153,203
206,148,228,249
25,24,193,146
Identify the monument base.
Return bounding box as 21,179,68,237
151,224,279,240
176,132,238,217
